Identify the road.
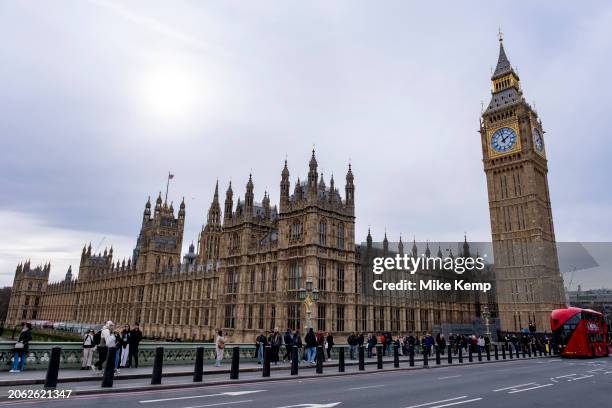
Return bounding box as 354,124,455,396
0,357,610,408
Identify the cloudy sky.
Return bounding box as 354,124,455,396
1,1,611,288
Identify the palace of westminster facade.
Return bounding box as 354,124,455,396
4,37,565,340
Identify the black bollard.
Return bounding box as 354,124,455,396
423,349,428,367
539,346,543,357
230,347,240,380
509,345,513,359
486,346,491,361
477,347,482,362
527,345,532,358
44,347,61,388
393,344,399,368
193,346,204,382
502,344,506,359
262,346,271,377
409,348,415,367
494,345,498,360
151,346,164,385
468,347,473,362
447,345,452,364
435,346,441,365
522,347,526,358
458,347,463,363
316,347,324,374
339,347,345,372
101,347,117,388
516,346,520,359
376,346,383,369
291,346,298,375
358,346,365,371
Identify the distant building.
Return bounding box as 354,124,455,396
0,287,12,324
568,287,612,324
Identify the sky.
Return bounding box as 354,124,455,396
1,0,611,289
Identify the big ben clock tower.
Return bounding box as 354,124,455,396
480,33,566,332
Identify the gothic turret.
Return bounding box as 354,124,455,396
224,182,233,223
280,160,290,211
308,149,318,196
245,174,254,219
345,164,354,208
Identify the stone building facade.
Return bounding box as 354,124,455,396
4,151,491,341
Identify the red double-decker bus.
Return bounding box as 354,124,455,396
551,307,609,358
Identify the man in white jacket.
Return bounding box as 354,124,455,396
94,321,114,372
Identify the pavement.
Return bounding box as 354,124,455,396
0,356,609,408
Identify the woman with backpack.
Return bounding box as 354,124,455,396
215,330,225,367
81,329,95,370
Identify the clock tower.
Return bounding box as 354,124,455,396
480,34,566,332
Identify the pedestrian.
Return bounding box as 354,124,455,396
305,328,317,364
120,325,131,368
347,332,357,360
215,330,225,367
367,332,377,358
283,328,293,362
256,331,267,364
325,332,334,360
81,329,95,370
9,322,32,373
292,330,302,362
94,321,114,372
271,328,282,365
128,323,142,368
114,329,123,373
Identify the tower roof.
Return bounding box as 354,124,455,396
492,39,515,79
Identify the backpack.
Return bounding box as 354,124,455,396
93,330,102,346
217,338,225,349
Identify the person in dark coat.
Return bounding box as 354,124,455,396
283,328,294,361
255,331,267,364
325,333,335,360
128,323,142,368
10,322,32,373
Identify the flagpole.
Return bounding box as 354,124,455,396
165,172,170,205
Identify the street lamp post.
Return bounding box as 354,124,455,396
482,305,492,339
298,278,319,330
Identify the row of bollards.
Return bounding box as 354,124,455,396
40,342,557,389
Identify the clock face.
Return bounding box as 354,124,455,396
532,128,544,152
491,127,517,153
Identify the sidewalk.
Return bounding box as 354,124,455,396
0,354,422,386
0,355,546,398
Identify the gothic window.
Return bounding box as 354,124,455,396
260,268,266,293
337,223,345,249
22,310,27,319
270,305,276,330
155,256,161,273
27,282,32,290
167,258,173,271
271,266,277,291
24,296,30,306
318,262,327,291
230,233,240,250
360,307,368,332
34,297,39,306
392,308,400,332
224,304,235,328
32,310,37,319
336,305,345,332
288,304,300,330
319,220,327,245
247,305,253,329
226,269,238,294
336,263,345,292
37,282,42,290
291,221,303,241
249,268,256,293
317,304,326,331
288,262,302,290
258,305,265,330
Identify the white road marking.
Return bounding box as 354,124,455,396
139,390,265,403
438,375,461,380
493,383,535,392
348,384,386,390
274,404,342,408
568,375,594,381
183,401,252,408
404,396,469,408
428,399,483,408
554,374,577,378
507,384,553,393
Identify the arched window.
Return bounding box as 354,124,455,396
291,221,303,241
319,220,327,245
337,223,345,249
155,256,161,273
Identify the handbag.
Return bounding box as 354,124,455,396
14,341,24,350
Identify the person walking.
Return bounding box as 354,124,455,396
325,332,334,360
256,331,267,364
271,328,282,365
305,328,317,364
9,322,32,373
94,321,114,372
283,328,293,362
292,330,302,362
128,323,142,368
119,325,131,368
367,332,377,358
347,332,357,360
81,329,95,370
215,330,225,367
